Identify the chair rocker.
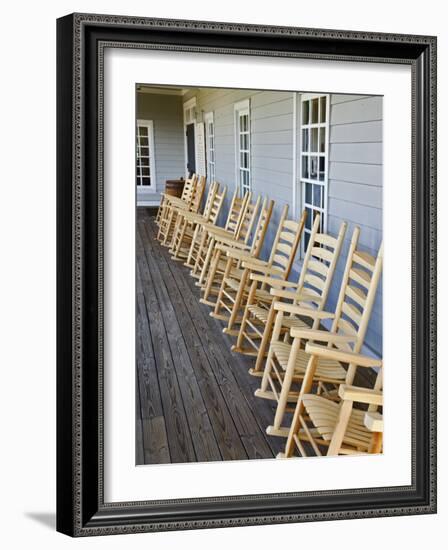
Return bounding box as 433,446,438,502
211,206,306,337
232,214,347,373
279,341,383,458
255,228,383,438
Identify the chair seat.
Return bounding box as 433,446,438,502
302,394,372,448
270,341,347,380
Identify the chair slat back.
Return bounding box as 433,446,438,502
329,229,383,382
224,191,248,234
181,174,198,202
292,215,347,318
188,175,206,213
235,194,262,244
207,185,227,224
265,206,306,280
201,182,219,219
249,198,275,257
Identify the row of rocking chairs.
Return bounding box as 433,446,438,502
155,174,384,459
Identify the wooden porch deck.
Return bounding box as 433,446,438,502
136,208,287,464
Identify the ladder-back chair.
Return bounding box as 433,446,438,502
158,175,206,247
199,198,273,308
280,341,383,458
255,228,383,438
155,173,197,227
232,215,347,373
169,183,226,261
211,207,306,337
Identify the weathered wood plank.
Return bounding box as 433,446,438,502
141,220,247,461
136,230,197,464
145,217,281,458
142,416,171,464
139,225,229,462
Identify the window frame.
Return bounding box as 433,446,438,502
136,119,156,190
234,99,251,195
299,93,330,252
204,111,216,183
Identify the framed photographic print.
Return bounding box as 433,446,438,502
56,13,437,536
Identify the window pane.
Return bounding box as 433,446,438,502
305,207,312,230
302,101,309,125
320,96,327,123
311,128,319,152
140,137,148,146
319,127,326,152
304,231,310,252
140,147,149,157
319,157,325,181
313,184,322,207
142,167,150,177
140,157,149,167
310,156,318,180
302,129,309,152
138,126,148,137
311,99,319,123
302,157,309,179
305,182,312,205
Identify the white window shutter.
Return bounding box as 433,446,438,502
195,122,206,177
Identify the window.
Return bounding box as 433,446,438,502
300,94,329,251
136,120,155,189
235,100,251,194
204,112,216,183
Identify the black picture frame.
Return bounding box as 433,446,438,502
56,13,437,537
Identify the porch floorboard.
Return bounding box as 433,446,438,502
136,208,286,464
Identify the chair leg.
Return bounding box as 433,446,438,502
252,301,277,374
270,336,302,433
233,280,257,351
212,257,233,317
198,236,216,286
283,354,319,457
226,268,249,331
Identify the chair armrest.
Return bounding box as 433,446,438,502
273,301,335,319
288,330,355,344
363,411,384,432
249,274,299,288
181,211,206,223
270,288,323,303
304,343,383,368
241,262,284,277
219,248,261,263
339,384,383,406
213,235,251,250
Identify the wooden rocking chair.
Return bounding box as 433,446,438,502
185,190,254,278
199,197,274,309
157,175,206,246
169,182,227,261
255,228,383,438
279,341,383,457
155,173,197,227
210,207,306,337
232,214,347,372
186,191,261,288
197,195,268,305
